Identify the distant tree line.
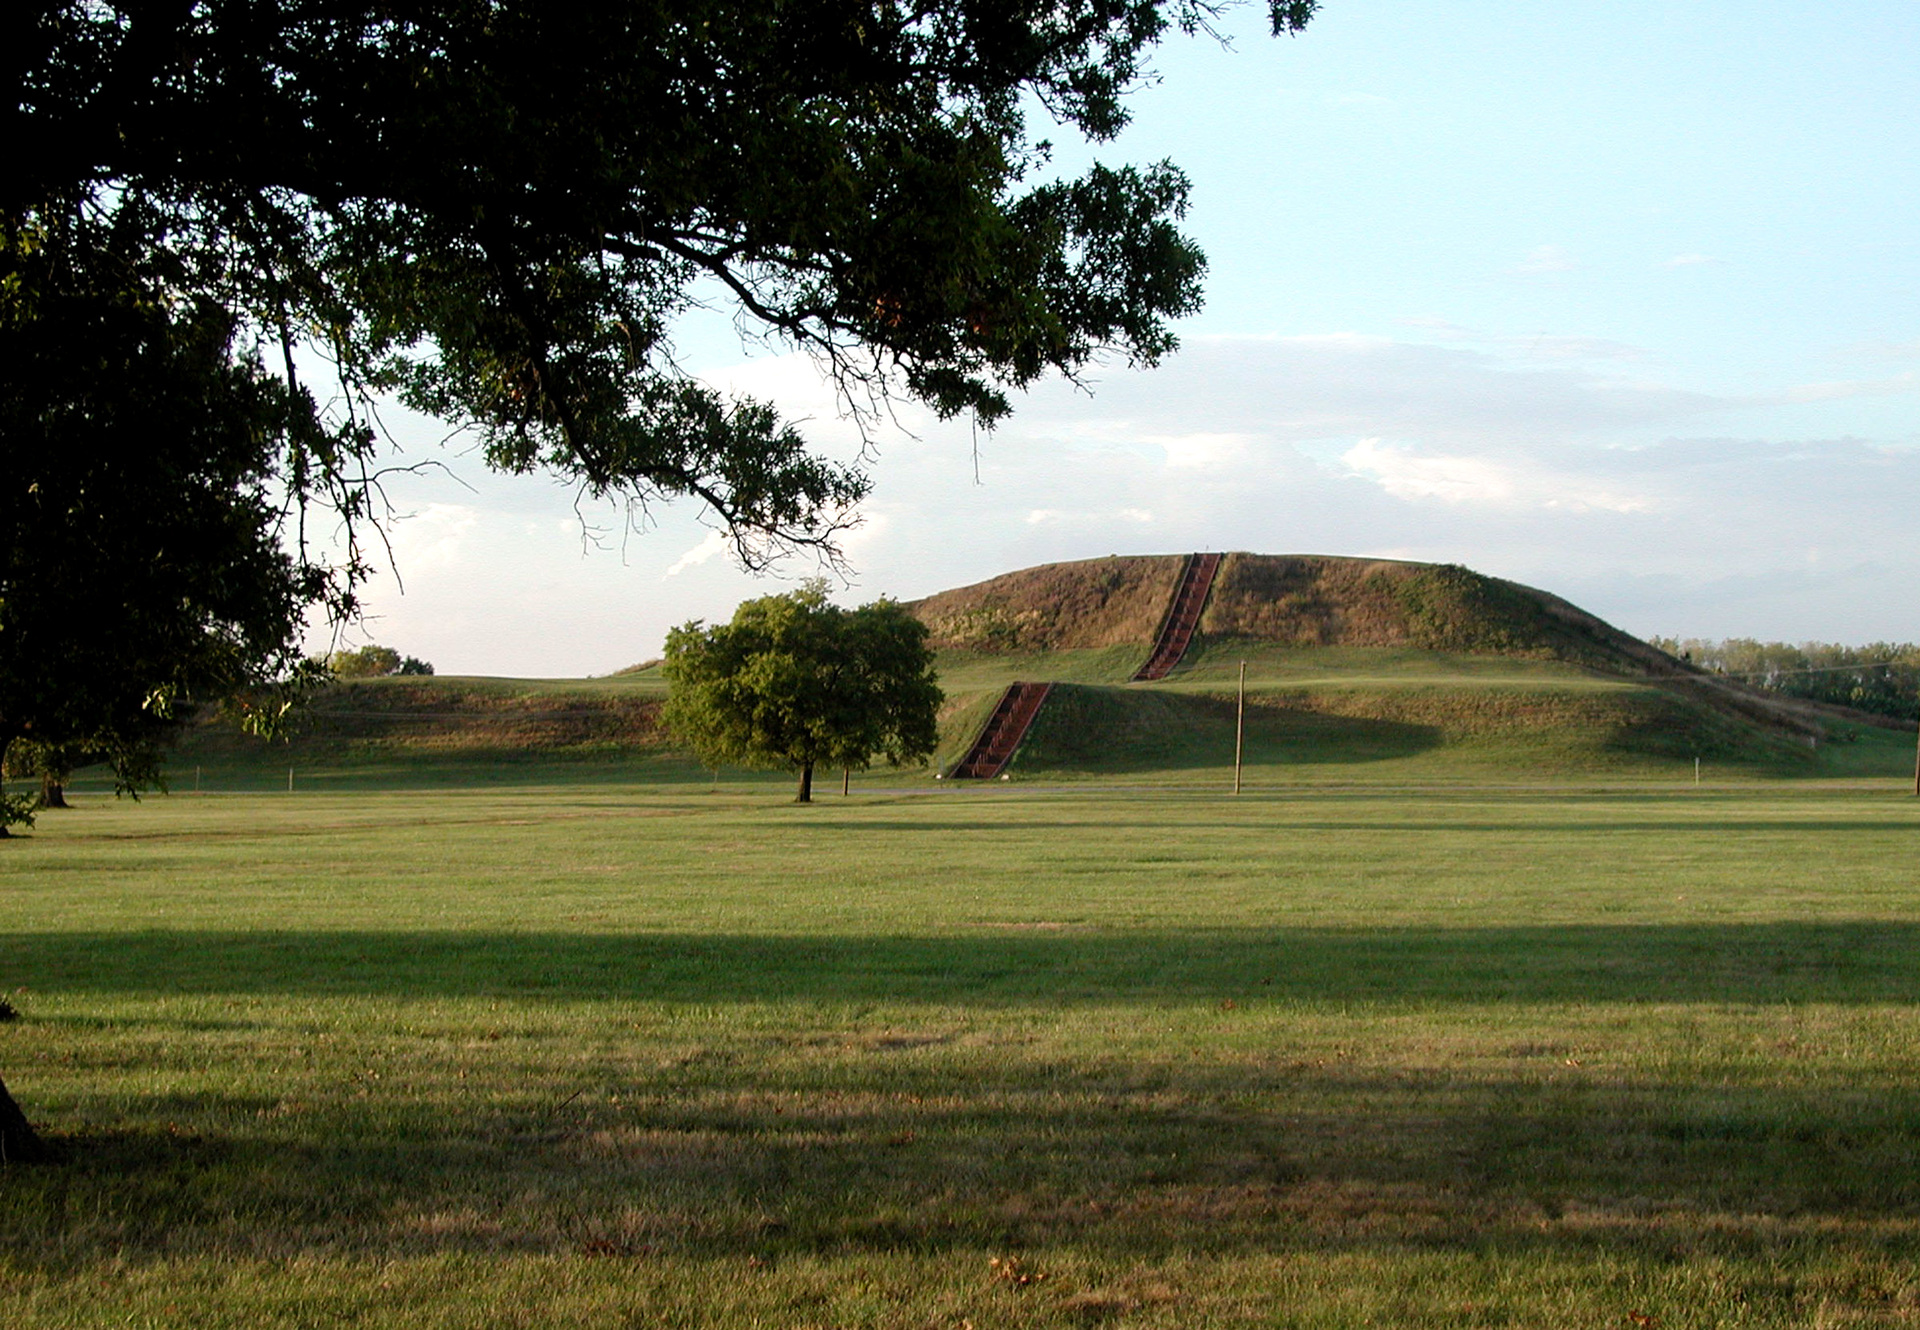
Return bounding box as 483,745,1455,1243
1652,638,1920,720
326,646,434,679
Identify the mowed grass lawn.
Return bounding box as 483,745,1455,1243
4,777,1920,1327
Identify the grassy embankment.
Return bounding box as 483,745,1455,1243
1015,644,1916,783
122,552,1915,792
136,642,1914,797
5,776,1920,1326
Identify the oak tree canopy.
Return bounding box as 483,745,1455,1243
662,585,941,803
10,0,1315,561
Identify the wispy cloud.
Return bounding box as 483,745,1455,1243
1049,334,1721,445
664,528,728,577
387,502,479,572
1660,253,1721,268
1025,506,1156,528
1513,245,1578,274
1781,370,1919,404
1340,438,1517,504
1398,317,1644,362
1340,438,1662,513
1153,432,1257,470
1834,337,1920,364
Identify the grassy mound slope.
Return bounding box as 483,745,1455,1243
166,674,711,790
909,552,1682,670
1011,674,1910,782
1199,554,1667,666
909,554,1184,651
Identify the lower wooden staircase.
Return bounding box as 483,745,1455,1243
948,682,1053,779
1132,552,1222,680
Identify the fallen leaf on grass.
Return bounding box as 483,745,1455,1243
989,1256,1046,1287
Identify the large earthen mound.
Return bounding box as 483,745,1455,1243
909,555,1185,652
1200,554,1675,673
912,553,1899,738
912,553,1668,672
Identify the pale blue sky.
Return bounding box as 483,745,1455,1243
348,1,1920,675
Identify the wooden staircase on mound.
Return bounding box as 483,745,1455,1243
948,681,1053,779
1132,552,1222,681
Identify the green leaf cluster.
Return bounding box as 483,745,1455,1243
327,645,434,678
0,225,330,830
10,1,1314,563
662,583,941,800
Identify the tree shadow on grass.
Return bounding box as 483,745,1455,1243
9,922,1920,1005
1015,686,1444,775
7,930,1919,1309
4,1053,1918,1275
830,815,1918,836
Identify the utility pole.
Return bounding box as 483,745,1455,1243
1234,660,1246,796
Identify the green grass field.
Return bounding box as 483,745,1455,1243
6,766,1920,1327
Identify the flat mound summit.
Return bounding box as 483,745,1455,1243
912,552,1676,675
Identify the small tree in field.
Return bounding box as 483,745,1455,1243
663,585,940,803
325,645,435,678
327,645,404,678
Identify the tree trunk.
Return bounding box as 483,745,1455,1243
39,773,67,809
795,761,813,803
0,1073,53,1164
0,726,16,836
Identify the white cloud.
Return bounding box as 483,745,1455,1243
1022,506,1155,528
1341,438,1517,504
1660,253,1721,268
386,502,479,573
1339,438,1660,513
663,529,729,577
1154,432,1258,470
